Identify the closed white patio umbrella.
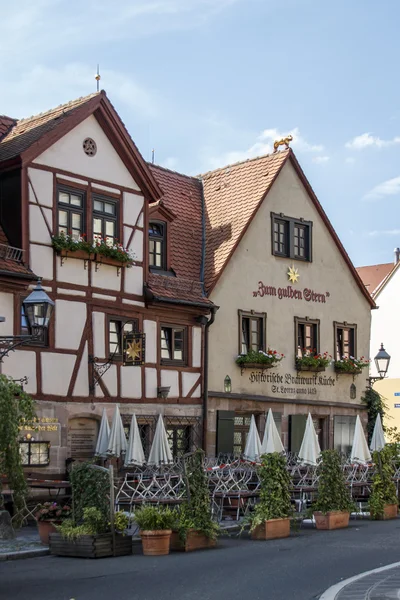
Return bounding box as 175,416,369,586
148,415,173,466
298,413,321,466
243,414,262,462
261,408,285,454
370,413,386,452
124,414,145,467
95,408,110,458
107,405,127,457
351,415,372,464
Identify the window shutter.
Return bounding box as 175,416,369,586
216,411,235,454
289,414,308,453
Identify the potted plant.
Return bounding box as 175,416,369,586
36,501,72,545
312,450,354,530
51,232,134,267
334,356,370,375
247,452,292,540
171,449,219,552
295,350,331,372
236,349,284,370
134,505,176,556
369,448,398,520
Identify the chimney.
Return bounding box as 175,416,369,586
395,247,400,265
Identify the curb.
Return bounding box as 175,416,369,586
319,561,400,600
0,548,50,561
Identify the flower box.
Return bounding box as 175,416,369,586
238,362,275,370
295,364,326,373
334,367,362,375
170,529,217,552
93,255,130,268
49,532,132,558
251,517,291,540
58,248,94,261
313,511,350,530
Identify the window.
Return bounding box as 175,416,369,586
295,317,320,358
58,187,85,240
238,310,266,354
271,213,312,261
149,221,166,269
93,195,118,246
20,298,48,346
167,425,191,458
19,441,50,466
334,322,356,360
160,326,186,365
334,416,356,456
108,318,139,359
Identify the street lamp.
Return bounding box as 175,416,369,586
369,343,391,385
0,279,54,362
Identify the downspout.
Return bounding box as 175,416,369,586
202,306,218,450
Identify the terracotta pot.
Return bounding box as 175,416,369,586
140,530,172,556
170,530,217,552
314,511,350,530
37,520,59,545
251,517,291,540
383,504,398,520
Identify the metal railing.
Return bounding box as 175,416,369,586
0,243,24,262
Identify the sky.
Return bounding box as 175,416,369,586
1,0,399,268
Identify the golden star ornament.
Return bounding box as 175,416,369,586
125,339,142,362
287,265,300,284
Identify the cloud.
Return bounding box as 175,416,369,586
345,157,356,164
364,176,400,200
312,156,330,164
368,229,400,237
345,132,400,150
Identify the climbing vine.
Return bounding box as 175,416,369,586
0,374,35,527
362,388,388,444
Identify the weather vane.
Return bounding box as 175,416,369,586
273,134,293,153
95,64,101,92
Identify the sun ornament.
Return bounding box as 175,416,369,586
287,265,300,284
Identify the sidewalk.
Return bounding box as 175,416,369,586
0,524,49,561
321,562,400,600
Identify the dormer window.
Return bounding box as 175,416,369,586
149,221,166,269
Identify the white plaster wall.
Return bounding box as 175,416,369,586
0,291,14,335
143,319,157,363
192,384,201,398
92,264,121,292
123,192,143,225
57,288,86,296
55,300,86,350
161,370,179,397
182,372,200,397
42,354,76,395
3,351,37,394
192,327,202,368
56,255,88,286
102,364,117,397
31,244,54,280
125,266,143,296
35,116,141,190
28,168,53,207
92,293,116,301
121,367,142,398
371,267,400,378
123,299,145,307
29,205,52,244
137,213,144,228
92,312,105,358
73,343,89,396
130,230,143,262
145,367,157,398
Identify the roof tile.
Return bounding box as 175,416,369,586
356,263,394,296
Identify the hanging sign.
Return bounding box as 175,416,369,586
123,332,146,366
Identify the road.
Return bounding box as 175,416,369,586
1,519,400,600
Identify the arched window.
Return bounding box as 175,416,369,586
149,221,165,269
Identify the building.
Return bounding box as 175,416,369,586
0,92,211,473
204,151,375,456
357,249,400,431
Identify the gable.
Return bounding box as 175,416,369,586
34,115,141,190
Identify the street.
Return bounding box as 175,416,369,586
1,520,400,600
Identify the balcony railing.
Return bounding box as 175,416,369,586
0,243,24,262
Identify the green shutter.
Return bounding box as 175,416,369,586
289,414,307,453
216,411,235,454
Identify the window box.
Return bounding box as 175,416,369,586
238,362,276,370
58,248,95,261
295,364,326,373
93,255,130,268
236,349,284,372
334,365,362,375
54,245,133,268
334,357,369,375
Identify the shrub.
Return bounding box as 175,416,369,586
369,448,398,519
313,450,353,514
69,462,110,526
57,507,108,541
134,505,176,531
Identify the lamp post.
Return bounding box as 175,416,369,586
0,279,55,363
368,343,391,386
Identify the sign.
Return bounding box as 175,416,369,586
19,417,59,433
253,281,330,303
395,404,400,408
394,393,400,397
248,370,335,397
68,418,98,458
123,332,146,366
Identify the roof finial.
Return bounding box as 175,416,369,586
273,134,293,153
95,64,101,92
151,148,155,164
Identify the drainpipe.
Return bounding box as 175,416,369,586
198,306,218,451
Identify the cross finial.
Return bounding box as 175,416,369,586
95,64,101,92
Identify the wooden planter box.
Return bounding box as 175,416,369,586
49,533,132,558
58,248,94,261
251,517,290,540
334,367,362,375
57,249,131,268
314,511,350,530
94,255,132,268
237,363,276,370
295,364,325,372
170,530,217,552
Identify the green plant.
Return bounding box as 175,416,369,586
134,505,176,531
69,462,110,526
36,502,71,522
246,453,292,532
236,349,284,367
312,450,354,514
114,511,130,533
57,507,108,541
369,448,398,519
295,350,331,369
0,375,35,527
334,356,370,373
51,232,134,264
362,388,389,444
177,449,219,541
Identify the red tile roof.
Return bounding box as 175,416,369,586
0,116,16,140
356,263,394,297
0,225,35,278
